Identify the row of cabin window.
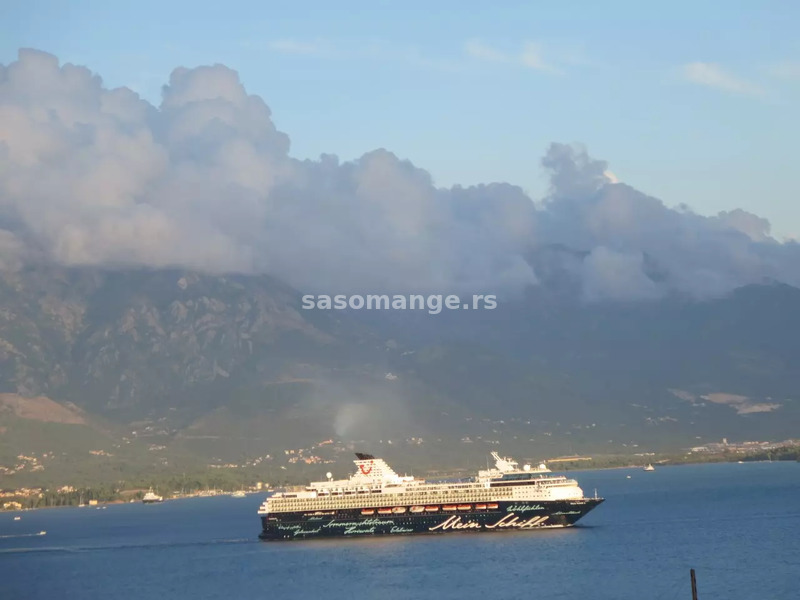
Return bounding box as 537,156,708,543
272,492,515,508
280,488,515,499
277,491,503,502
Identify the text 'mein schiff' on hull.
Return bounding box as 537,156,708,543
258,451,604,540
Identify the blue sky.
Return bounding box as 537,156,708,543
4,1,800,238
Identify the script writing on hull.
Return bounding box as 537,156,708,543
506,504,545,513
429,513,550,532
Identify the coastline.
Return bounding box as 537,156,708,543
1,490,262,514
4,454,797,515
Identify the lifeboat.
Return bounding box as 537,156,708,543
457,504,472,511
443,505,457,511
392,507,407,514
425,506,439,512
475,504,487,510
487,503,499,509
410,506,425,513
361,509,375,515
377,508,392,515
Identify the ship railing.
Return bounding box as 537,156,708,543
266,491,517,511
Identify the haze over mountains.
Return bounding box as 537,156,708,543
1,49,798,473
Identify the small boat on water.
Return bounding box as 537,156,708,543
231,491,246,498
13,516,20,521
643,464,655,472
142,489,164,503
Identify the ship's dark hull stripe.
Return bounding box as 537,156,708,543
259,499,603,541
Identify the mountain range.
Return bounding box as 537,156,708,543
1,261,798,483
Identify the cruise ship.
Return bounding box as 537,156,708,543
258,451,603,540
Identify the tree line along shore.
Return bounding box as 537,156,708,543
3,446,798,512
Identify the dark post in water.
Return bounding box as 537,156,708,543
690,569,698,600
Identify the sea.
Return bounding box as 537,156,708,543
1,461,798,600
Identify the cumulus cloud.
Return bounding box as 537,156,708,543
0,49,536,295
1,49,799,301
581,247,660,302
536,143,800,298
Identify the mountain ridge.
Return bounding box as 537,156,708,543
0,265,798,468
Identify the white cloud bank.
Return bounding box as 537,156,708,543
1,49,799,301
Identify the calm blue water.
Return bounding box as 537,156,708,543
1,462,798,599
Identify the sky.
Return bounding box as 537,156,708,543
3,1,798,238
